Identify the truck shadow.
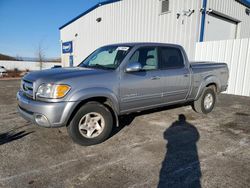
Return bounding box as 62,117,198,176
112,103,192,136
158,114,201,188
0,126,34,145
113,108,201,187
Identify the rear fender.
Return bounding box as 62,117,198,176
195,75,221,100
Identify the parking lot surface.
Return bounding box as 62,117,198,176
0,80,250,188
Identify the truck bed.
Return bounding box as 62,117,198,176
190,61,227,69
188,61,229,99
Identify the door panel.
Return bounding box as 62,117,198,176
162,68,191,102
119,47,163,112
159,47,191,103
120,70,163,111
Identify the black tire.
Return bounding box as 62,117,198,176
192,87,216,114
67,102,113,146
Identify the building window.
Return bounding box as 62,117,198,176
161,0,170,14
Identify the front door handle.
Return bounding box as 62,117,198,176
184,74,189,77
151,76,160,80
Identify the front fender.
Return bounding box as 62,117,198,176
195,75,221,100
68,87,120,114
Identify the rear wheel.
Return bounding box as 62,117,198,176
193,87,216,114
67,102,113,146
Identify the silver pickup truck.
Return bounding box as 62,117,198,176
17,43,229,146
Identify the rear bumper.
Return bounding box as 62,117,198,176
221,84,228,92
17,91,77,128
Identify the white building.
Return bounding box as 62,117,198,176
60,0,250,66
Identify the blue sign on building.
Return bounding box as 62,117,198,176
62,41,73,54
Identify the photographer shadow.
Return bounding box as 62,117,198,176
158,114,201,188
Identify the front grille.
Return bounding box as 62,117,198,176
21,79,34,99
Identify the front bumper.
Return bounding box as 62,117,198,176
17,91,77,128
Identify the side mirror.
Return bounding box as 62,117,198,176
125,62,142,72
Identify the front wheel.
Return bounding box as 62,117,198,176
67,102,113,146
192,87,216,114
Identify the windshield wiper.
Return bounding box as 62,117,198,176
79,64,90,68
89,64,114,70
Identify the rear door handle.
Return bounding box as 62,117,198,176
151,76,160,80
184,74,189,77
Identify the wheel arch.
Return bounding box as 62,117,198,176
65,88,120,127
195,75,220,100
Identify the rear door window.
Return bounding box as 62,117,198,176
159,47,184,69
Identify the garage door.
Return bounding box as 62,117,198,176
204,13,237,41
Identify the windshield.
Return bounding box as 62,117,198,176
79,46,131,70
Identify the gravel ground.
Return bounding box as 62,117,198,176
0,80,249,188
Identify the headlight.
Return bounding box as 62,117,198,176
36,83,71,99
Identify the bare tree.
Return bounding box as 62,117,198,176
15,54,23,61
36,43,46,70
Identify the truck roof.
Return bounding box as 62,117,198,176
105,42,183,48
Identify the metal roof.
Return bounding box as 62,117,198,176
59,0,250,30
236,0,250,8
59,0,121,30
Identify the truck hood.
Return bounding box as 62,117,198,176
23,67,112,83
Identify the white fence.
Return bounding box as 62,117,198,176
0,60,62,71
195,38,250,97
